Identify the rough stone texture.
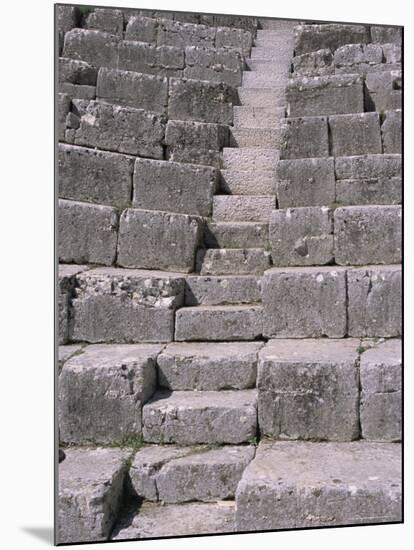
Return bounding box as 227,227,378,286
382,44,401,64
184,46,243,86
294,24,370,55
292,49,334,77
360,339,402,441
157,19,215,48
58,93,71,141
168,78,235,125
63,29,120,69
236,441,401,530
59,57,97,86
270,207,334,266
365,71,402,112
58,200,118,266
58,344,84,373
276,158,335,207
287,74,364,117
230,127,281,149
198,249,271,276
74,101,165,159
117,208,203,273
58,144,134,207
125,15,158,43
84,8,124,36
329,113,382,157
334,206,401,265
205,222,269,249
59,344,162,444
262,266,347,338
348,265,402,337
58,447,130,543
216,26,253,55
334,43,383,69
96,68,168,113
233,106,286,128
72,267,185,343
175,305,263,341
185,275,261,306
133,158,217,217
143,389,257,444
60,82,96,101
238,88,286,108
58,264,89,344
258,339,360,440
371,26,402,45
223,147,279,171
112,501,235,539
158,342,262,390
118,41,184,76
220,170,276,195
280,117,329,159
213,195,275,222
57,5,80,33
382,110,402,154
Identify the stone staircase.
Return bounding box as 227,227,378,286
57,6,402,544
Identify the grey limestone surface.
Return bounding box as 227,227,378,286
185,274,262,306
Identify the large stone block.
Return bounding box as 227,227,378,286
58,344,85,373
58,144,134,207
334,43,383,72
84,8,124,36
58,93,71,141
157,19,215,48
96,68,168,113
235,441,401,530
360,339,402,441
185,275,262,306
58,448,130,543
276,158,335,207
348,265,402,337
184,46,243,86
329,113,382,157
158,342,262,390
125,15,158,43
280,117,329,159
294,24,370,55
204,222,269,249
168,78,235,124
270,207,334,266
198,249,271,276
59,57,97,86
74,101,165,158
334,206,401,265
215,26,253,55
371,25,402,45
258,339,360,440
117,208,203,273
118,41,184,76
262,266,347,338
58,199,118,266
365,71,402,112
58,264,89,344
292,49,334,77
143,389,257,444
133,158,217,216
59,344,161,444
287,74,364,117
63,29,120,69
381,110,402,154
57,5,80,33
382,44,401,64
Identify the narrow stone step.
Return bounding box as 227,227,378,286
58,447,131,544
245,59,291,72
157,342,263,390
242,72,289,87
220,169,277,195
185,274,262,306
236,441,402,530
238,87,287,108
112,501,236,540
251,45,294,60
143,389,258,443
205,221,269,248
230,127,281,148
175,304,263,341
128,444,255,503
213,195,275,222
258,20,300,31
223,147,279,171
233,106,285,128
198,248,271,276
256,28,298,38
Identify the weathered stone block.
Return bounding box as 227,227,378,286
360,339,402,441
58,200,118,266
74,101,165,158
329,113,382,156
118,208,203,273
184,46,243,86
58,93,71,141
382,43,401,64
175,305,263,341
63,29,120,69
133,158,217,216
334,206,401,265
280,117,329,159
294,24,370,55
96,68,168,113
157,19,215,48
371,26,402,45
235,441,401,530
262,266,347,338
270,207,333,266
59,344,161,444
365,71,402,112
276,157,335,207
214,15,258,34
334,43,383,69
287,74,364,117
58,144,134,207
348,265,402,337
125,15,157,42
84,8,124,36
118,41,184,76
213,195,275,222
158,342,262,390
335,154,401,179
58,264,89,344
258,339,360,440
230,127,281,148
168,78,235,124
57,5,80,33
185,274,261,307
58,448,129,543
143,389,257,444
60,82,96,101
382,110,402,154
204,222,269,249
72,267,184,343
198,249,271,276
59,57,97,86
223,147,279,171
215,26,253,55
292,49,334,76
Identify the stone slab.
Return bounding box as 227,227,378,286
185,274,262,307
329,113,382,157
58,264,90,344
280,116,329,159
205,222,269,249
223,148,279,171
213,195,275,222
198,248,271,276
219,170,277,195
